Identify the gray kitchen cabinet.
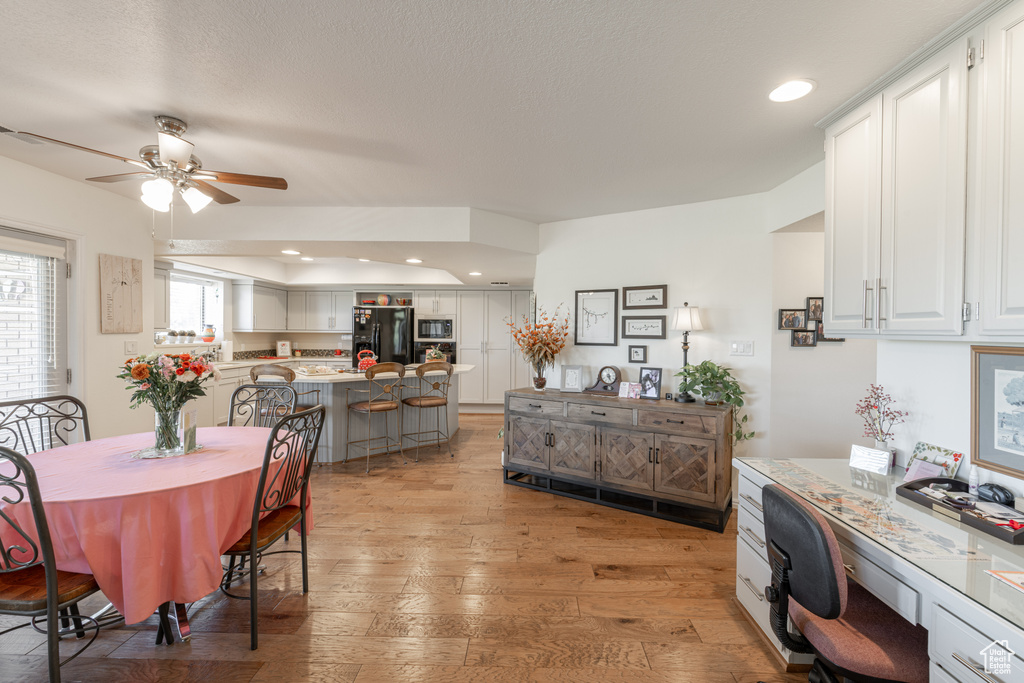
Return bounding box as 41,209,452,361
234,284,288,332
414,290,457,316
458,290,513,404
287,291,307,331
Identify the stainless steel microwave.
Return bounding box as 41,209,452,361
415,316,454,341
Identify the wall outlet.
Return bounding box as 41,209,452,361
124,340,138,354
730,340,754,356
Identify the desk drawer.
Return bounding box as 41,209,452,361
737,505,768,563
931,606,1024,683
637,409,712,435
838,541,919,625
736,534,771,630
508,397,563,416
737,474,765,524
567,402,632,425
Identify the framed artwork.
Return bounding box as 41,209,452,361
638,367,662,400
561,365,584,392
622,315,666,339
807,297,824,322
816,321,845,343
622,285,667,310
575,289,618,346
791,330,817,347
779,308,807,330
971,346,1024,478
628,345,648,363
99,253,143,333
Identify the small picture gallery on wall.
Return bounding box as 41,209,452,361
778,296,844,347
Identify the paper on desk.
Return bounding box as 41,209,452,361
903,459,945,482
987,570,1024,594
976,502,1024,519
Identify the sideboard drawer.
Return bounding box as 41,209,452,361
567,402,633,425
931,606,1024,683
636,409,712,435
838,541,919,625
508,397,563,416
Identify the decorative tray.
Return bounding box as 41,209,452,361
896,477,1024,545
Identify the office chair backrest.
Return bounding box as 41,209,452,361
762,484,847,619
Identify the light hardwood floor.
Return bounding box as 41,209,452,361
1,415,803,682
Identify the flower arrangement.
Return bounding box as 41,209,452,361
425,345,446,361
855,384,907,443
118,353,221,452
507,305,571,380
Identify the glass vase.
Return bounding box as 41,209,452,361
154,407,183,456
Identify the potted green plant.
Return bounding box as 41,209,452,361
675,360,754,442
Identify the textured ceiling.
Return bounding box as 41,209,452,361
0,0,987,223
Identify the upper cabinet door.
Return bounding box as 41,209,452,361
879,39,968,335
824,96,882,334
287,291,306,331
305,291,334,330
334,291,355,333
435,291,457,315
981,4,1024,334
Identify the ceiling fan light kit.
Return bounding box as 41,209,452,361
17,115,288,214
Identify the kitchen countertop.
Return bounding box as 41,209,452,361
213,358,473,383
290,363,475,383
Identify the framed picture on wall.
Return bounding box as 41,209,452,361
807,297,824,322
561,365,584,392
638,367,662,399
791,330,817,347
622,316,667,339
622,285,667,310
816,321,845,343
971,346,1024,478
628,345,648,363
779,308,807,330
575,289,618,346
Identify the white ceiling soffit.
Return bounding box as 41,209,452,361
0,0,988,223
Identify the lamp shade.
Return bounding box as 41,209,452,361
140,178,173,212
672,306,705,332
181,186,214,213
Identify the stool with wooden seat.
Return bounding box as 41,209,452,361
249,363,321,412
344,362,406,473
401,361,454,462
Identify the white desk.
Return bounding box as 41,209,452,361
735,458,1024,682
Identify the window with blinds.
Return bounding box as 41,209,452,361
0,228,68,402
168,275,222,335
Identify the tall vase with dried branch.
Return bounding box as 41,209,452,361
507,305,571,390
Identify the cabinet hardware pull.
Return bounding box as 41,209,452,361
740,525,765,548
591,411,606,416
654,448,660,464
648,446,653,463
862,279,875,328
951,653,997,683
666,418,685,424
739,493,763,512
529,403,542,408
738,574,764,601
877,278,887,326
843,563,856,575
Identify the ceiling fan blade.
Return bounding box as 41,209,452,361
86,172,155,183
191,178,240,204
16,132,150,169
194,170,288,190
157,132,195,170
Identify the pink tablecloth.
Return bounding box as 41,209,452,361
0,426,310,624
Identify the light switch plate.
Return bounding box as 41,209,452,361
730,340,754,356
124,340,139,354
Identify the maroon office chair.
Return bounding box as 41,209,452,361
761,484,929,683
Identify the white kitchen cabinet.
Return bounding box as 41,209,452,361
334,291,354,332
153,267,170,330
212,370,248,426
824,39,969,337
234,284,288,332
458,292,485,403
305,291,334,330
287,291,307,331
980,2,1024,334
457,290,514,404
414,290,457,316
511,291,532,389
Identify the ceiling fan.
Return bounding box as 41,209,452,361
17,115,288,213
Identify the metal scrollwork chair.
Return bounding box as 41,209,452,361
219,405,325,650
0,396,91,455
0,446,101,682
344,363,406,473
401,361,454,462
228,385,297,428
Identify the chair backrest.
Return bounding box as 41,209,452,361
414,361,453,400
762,484,847,620
0,447,57,587
229,384,297,427
364,362,406,404
252,405,325,523
249,364,296,384
0,396,91,454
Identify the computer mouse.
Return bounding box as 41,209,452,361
978,483,1015,505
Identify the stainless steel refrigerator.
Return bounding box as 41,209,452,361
352,306,415,366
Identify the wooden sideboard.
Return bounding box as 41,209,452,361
503,388,733,531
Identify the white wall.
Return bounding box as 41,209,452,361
769,232,877,458
535,194,774,458
0,155,154,438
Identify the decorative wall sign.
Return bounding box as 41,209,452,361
971,346,1024,478
622,285,667,310
622,315,666,339
575,289,618,346
628,345,647,363
99,253,142,334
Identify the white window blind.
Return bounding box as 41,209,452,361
0,227,68,402
168,275,222,335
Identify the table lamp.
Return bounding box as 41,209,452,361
672,303,705,403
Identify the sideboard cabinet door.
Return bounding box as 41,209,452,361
654,434,716,504
508,415,549,470
550,420,595,479
600,427,654,494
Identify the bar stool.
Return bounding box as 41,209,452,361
344,362,406,472
249,363,321,411
401,361,454,462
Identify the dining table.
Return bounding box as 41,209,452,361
0,425,311,641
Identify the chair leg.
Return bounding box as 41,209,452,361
397,407,406,465
46,597,60,683
366,411,372,474
68,603,86,639
415,404,422,462
155,601,174,645
443,403,453,457
59,608,70,633
224,555,238,587
249,548,259,650
300,515,310,594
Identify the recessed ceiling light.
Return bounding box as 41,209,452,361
406,258,422,263
358,258,370,262
769,79,816,102
281,249,301,255
469,272,482,276
300,257,314,261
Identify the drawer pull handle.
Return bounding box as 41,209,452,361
591,411,606,416
738,573,764,601
740,525,765,548
666,418,685,424
654,448,660,465
529,403,542,408
843,563,855,575
952,652,997,683
740,493,763,512
648,446,653,463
